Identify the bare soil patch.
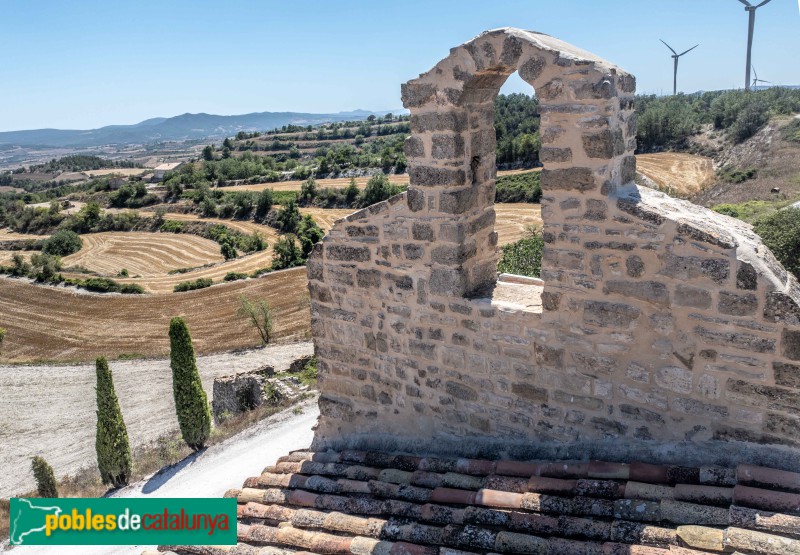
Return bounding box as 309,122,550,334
635,153,715,198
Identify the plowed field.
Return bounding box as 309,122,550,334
495,203,543,245
0,268,310,363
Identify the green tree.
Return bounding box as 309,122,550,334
0,328,6,353
169,317,211,451
31,456,58,498
255,189,274,220
276,199,302,233
95,357,132,487
238,296,274,344
359,173,401,207
271,235,303,270
296,215,324,257
202,145,215,161
299,178,318,205
344,178,359,205
42,230,82,256
220,238,237,260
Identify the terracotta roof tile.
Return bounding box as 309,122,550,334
738,464,800,493
158,451,800,555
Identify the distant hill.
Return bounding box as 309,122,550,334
0,110,401,148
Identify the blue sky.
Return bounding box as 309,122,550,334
1,0,798,131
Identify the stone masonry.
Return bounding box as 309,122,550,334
306,28,800,468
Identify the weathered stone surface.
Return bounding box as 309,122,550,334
674,285,711,309
584,301,640,328
603,281,669,307
309,27,800,457
541,168,596,192
718,291,758,316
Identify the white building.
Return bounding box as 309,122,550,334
152,162,184,181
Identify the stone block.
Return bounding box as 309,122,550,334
582,129,624,158
539,147,572,163
541,168,596,192
603,280,669,307
431,134,465,159
583,301,641,329
718,291,758,316
674,285,711,309
409,165,466,187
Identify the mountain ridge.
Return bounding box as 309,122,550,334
0,109,403,148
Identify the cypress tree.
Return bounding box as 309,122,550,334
95,357,132,487
31,456,58,498
169,317,211,450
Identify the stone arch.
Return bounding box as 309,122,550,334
401,28,636,296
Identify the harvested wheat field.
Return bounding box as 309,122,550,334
494,203,543,245
0,229,48,241
158,212,279,239
61,232,224,277
0,267,310,363
635,153,715,197
108,249,277,293
300,208,356,232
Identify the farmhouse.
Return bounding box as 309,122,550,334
154,28,800,555
152,161,184,181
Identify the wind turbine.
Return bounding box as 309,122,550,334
660,40,699,95
751,66,771,89
737,0,773,91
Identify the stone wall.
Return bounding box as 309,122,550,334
307,28,800,467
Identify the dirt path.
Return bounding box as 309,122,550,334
0,341,314,497
8,400,319,555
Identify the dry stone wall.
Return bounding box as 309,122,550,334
307,28,800,467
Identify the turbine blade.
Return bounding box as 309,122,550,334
737,0,752,7
679,44,700,56
752,66,758,80
660,39,677,55
755,0,772,8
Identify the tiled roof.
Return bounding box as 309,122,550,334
152,450,800,555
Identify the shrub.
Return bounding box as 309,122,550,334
717,167,757,184
30,253,63,282
0,328,5,352
81,277,122,293
169,317,211,450
224,271,248,282
220,239,237,260
784,119,800,143
119,283,145,294
497,228,544,278
173,278,213,292
160,220,184,233
495,172,541,203
753,208,800,279
713,205,741,218
42,230,82,256
238,295,274,344
95,357,132,487
31,456,58,497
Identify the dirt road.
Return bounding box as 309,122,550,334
0,341,314,497
8,400,319,555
